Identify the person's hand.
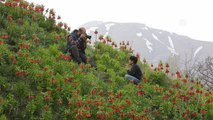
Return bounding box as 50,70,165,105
125,64,131,70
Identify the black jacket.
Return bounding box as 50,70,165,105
127,64,143,80
77,38,87,53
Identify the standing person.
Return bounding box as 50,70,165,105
65,27,86,64
125,56,143,84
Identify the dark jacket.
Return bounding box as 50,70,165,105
65,30,79,53
68,30,79,45
77,38,87,54
127,64,143,80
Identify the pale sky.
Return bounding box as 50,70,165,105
27,0,213,42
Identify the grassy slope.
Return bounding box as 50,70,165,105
0,0,213,119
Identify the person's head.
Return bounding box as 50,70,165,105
129,56,138,65
78,27,86,35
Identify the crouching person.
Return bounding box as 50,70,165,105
125,56,143,84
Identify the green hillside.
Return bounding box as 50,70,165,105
0,0,213,119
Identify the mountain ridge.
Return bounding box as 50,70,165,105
83,21,213,64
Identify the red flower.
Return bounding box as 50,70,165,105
67,77,73,82
99,91,104,96
191,112,198,117
206,99,212,104
86,113,91,118
143,108,149,113
136,53,140,59
120,113,126,117
27,95,35,100
166,63,170,68
7,15,13,22
143,77,148,83
56,86,62,91
76,101,83,107
136,91,145,96
162,95,170,100
43,105,49,111
200,110,206,114
90,88,97,95
50,78,57,83
171,99,176,104
182,79,187,83
1,34,9,39
0,40,4,45
185,74,189,78
57,22,63,27
44,96,51,101
37,74,43,77
165,69,169,74
43,67,48,71
125,99,131,105
80,64,84,69
94,30,98,34
137,84,143,89
153,111,159,115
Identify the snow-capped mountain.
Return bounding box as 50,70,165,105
82,21,213,64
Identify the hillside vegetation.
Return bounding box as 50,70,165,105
0,0,213,119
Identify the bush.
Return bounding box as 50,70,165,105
148,71,171,88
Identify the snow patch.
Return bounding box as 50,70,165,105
167,36,178,55
151,33,165,45
86,27,98,33
144,38,153,53
89,27,98,31
152,33,159,40
168,36,174,49
105,23,115,31
194,46,203,57
136,32,143,37
167,47,179,55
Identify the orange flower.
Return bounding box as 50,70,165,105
162,95,170,100
27,95,35,100
136,91,145,96
80,64,84,69
50,79,57,83
0,40,4,45
182,79,187,83
125,99,131,105
200,110,206,114
90,88,97,95
153,111,159,115
44,96,50,101
86,113,91,118
56,86,62,91
76,101,83,107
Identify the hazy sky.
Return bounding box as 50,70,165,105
27,0,213,42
